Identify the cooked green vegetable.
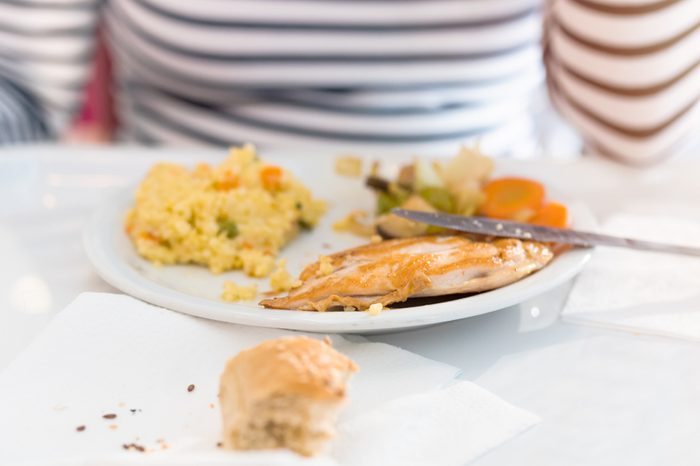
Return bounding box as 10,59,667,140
218,220,239,239
376,184,410,215
388,182,411,200
298,219,312,230
377,192,401,215
425,225,447,234
419,187,454,213
460,204,478,216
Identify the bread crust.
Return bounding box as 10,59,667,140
219,336,358,455
221,336,357,402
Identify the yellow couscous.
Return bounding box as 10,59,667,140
367,303,384,316
334,155,363,177
269,259,302,293
315,255,334,277
125,144,326,277
332,210,374,237
221,281,258,302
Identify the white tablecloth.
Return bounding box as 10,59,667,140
2,144,700,465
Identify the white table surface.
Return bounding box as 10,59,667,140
2,144,700,465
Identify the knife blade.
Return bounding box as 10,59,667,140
392,208,700,257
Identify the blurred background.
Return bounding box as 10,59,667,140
1,0,698,162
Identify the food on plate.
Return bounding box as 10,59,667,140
365,146,569,238
221,281,257,302
332,210,375,237
334,155,363,177
367,303,384,316
269,259,302,293
375,195,438,238
479,177,545,221
315,255,334,277
528,201,569,228
125,144,325,276
123,143,568,311
219,336,358,456
260,235,553,312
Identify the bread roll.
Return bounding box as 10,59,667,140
219,336,358,456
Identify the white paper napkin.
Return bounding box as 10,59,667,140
562,214,700,341
334,381,538,466
0,293,537,465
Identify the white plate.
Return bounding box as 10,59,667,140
83,151,594,333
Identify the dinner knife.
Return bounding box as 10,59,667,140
392,208,700,257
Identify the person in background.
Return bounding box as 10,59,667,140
0,0,544,156
543,0,700,164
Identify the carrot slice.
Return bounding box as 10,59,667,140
260,166,283,190
529,202,569,228
479,177,545,220
216,169,239,190
139,231,160,242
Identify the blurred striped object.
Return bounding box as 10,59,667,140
3,0,548,155
544,0,700,164
66,29,116,143
103,0,545,155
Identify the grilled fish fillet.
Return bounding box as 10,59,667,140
260,235,553,311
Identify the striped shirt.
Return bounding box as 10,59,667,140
544,0,700,163
0,0,544,155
